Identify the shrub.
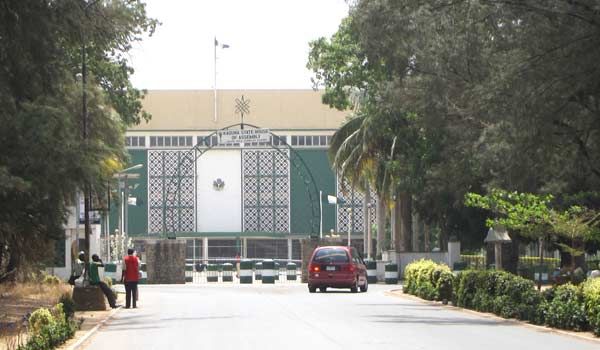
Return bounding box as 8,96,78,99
28,308,55,335
18,303,77,350
582,278,600,335
454,269,542,321
58,293,76,320
404,259,452,301
544,283,588,331
41,274,61,285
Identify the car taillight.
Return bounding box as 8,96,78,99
310,264,320,272
346,264,355,272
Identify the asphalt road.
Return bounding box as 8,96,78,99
82,284,599,350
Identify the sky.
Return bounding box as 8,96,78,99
128,0,350,90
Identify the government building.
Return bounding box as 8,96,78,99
51,89,377,276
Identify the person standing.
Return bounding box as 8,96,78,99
121,248,139,308
89,254,118,308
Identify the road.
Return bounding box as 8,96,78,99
82,284,598,350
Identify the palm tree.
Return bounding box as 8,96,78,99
329,111,393,257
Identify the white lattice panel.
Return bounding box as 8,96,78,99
336,177,377,233
147,150,196,234
242,149,290,233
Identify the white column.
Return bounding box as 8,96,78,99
287,237,293,261
203,237,209,264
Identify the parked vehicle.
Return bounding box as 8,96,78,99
307,246,368,293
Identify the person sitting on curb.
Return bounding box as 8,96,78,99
89,254,119,309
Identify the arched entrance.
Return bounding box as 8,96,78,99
155,123,321,241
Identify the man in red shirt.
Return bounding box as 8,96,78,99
121,248,140,308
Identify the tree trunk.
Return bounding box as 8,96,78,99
392,196,401,252
424,223,430,252
399,192,412,252
363,185,370,257
376,193,386,258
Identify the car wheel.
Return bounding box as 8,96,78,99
350,278,359,293
319,286,327,293
360,277,368,292
308,285,316,293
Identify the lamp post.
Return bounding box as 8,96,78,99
80,0,100,282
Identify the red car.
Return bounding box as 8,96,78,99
307,246,368,293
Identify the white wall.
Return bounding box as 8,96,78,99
196,149,242,232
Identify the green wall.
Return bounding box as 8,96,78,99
290,149,336,234
109,150,148,236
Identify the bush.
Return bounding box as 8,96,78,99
28,308,55,335
404,259,453,301
18,303,77,350
454,269,542,321
41,274,61,285
583,278,600,335
544,283,588,331
58,293,76,320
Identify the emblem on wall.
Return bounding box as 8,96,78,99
213,178,225,191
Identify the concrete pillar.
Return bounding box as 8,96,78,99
447,240,461,269
287,237,293,261
203,237,209,264
243,237,248,258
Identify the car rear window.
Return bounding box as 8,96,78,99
313,248,349,263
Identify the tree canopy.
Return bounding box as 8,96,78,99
308,0,600,252
0,0,158,281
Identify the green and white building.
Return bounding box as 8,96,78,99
110,89,376,263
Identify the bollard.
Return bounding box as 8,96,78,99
255,262,263,281
239,260,253,284
385,263,398,284
185,264,194,282
274,262,280,281
222,263,233,282
286,262,297,281
366,260,377,284
207,264,219,282
262,259,275,284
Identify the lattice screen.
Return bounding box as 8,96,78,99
336,177,377,233
148,150,195,234
242,149,290,232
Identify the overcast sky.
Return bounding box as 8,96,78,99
128,0,350,90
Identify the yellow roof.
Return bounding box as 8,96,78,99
130,89,350,131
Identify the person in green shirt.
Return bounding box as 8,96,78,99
89,254,119,308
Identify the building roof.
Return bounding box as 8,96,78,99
130,89,350,131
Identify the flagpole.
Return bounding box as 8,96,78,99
214,36,217,123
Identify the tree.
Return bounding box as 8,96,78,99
550,206,600,269
0,0,158,281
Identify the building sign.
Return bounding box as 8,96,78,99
217,129,271,144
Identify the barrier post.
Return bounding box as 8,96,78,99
384,263,398,284
286,262,297,281
240,260,253,284
262,259,275,284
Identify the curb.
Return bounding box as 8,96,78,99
66,306,121,350
385,289,600,345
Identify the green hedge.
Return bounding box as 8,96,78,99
583,278,600,335
455,270,542,321
404,259,454,302
404,259,600,336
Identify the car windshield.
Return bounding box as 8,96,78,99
313,248,349,263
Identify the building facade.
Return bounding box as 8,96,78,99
110,90,376,263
